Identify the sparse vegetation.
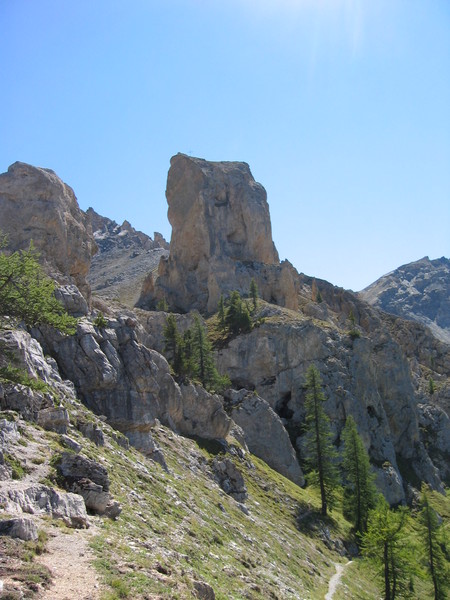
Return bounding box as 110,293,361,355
0,362,52,395
93,312,108,328
0,235,77,333
163,313,230,392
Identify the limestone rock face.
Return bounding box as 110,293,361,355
0,162,97,299
138,154,300,313
224,389,304,486
216,303,447,497
0,517,38,541
33,312,231,455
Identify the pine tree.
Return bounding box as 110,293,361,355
341,415,377,534
192,315,229,392
0,239,77,334
225,291,252,334
163,314,185,374
217,294,226,331
303,365,340,516
419,484,449,599
361,496,412,600
249,278,258,312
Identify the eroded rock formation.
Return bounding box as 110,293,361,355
137,154,300,313
0,162,97,299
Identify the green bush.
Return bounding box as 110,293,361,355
0,236,77,334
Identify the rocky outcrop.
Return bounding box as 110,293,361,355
211,457,248,503
86,207,169,306
216,303,447,497
224,389,304,486
137,154,300,314
0,484,89,528
0,162,97,299
0,517,38,541
33,313,231,457
57,452,121,518
361,256,450,344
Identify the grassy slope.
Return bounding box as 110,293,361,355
91,422,353,600
2,383,449,599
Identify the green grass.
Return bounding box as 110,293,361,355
84,421,356,600
3,372,447,599
3,452,29,479
334,489,450,599
0,363,53,395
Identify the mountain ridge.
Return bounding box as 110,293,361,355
360,255,450,344
0,157,449,599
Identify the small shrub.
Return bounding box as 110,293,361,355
4,453,28,480
348,328,361,339
93,312,108,328
0,364,52,394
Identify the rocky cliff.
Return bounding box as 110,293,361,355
0,162,97,300
360,256,450,345
138,153,300,313
1,157,449,598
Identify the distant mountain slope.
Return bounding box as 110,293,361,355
86,207,169,306
360,256,450,344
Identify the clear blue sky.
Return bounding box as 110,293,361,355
1,1,449,291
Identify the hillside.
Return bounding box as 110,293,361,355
0,157,449,599
360,256,450,345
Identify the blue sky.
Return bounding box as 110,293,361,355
1,0,449,291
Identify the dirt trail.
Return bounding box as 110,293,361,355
38,524,103,600
325,561,352,600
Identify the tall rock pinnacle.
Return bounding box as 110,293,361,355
138,153,299,313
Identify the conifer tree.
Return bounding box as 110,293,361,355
218,294,226,331
303,365,340,516
192,314,229,392
361,496,412,600
225,290,252,334
249,278,258,312
419,484,449,599
341,415,377,534
0,239,76,334
163,314,184,374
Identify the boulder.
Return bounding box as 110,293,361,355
72,478,121,519
225,389,304,486
57,453,122,518
0,517,38,541
137,154,300,314
0,484,88,528
0,162,97,300
374,464,405,505
37,406,70,434
57,452,110,491
193,580,216,600
211,457,248,503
